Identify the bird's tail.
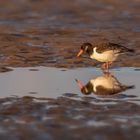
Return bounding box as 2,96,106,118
118,46,135,54
121,85,135,90
127,48,135,53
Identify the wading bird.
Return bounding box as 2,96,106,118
75,72,134,96
77,42,134,71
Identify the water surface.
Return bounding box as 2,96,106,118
0,67,139,104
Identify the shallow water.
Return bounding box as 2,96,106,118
0,67,139,104
0,67,140,140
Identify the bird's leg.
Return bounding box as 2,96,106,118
104,62,109,73
106,61,113,73
101,61,113,74
108,61,113,66
101,62,108,74
103,69,111,76
106,62,109,70
101,63,107,70
106,61,113,69
108,61,113,69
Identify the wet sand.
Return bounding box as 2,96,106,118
0,0,140,140
0,0,139,71
0,95,140,140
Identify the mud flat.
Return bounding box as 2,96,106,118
0,0,139,70
0,95,140,140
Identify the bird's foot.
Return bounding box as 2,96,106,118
101,63,107,70
101,62,112,74
103,71,112,76
101,63,109,72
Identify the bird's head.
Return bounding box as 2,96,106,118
75,79,92,95
77,42,93,57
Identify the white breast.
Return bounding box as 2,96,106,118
90,47,119,62
90,76,119,92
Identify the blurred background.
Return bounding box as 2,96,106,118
0,0,139,68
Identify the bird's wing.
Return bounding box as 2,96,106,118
95,86,114,95
96,42,129,53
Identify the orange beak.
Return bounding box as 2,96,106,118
77,49,84,57
75,79,84,90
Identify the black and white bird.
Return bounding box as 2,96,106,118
77,42,134,70
75,74,134,96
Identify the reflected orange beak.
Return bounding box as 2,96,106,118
75,79,84,90
77,49,84,57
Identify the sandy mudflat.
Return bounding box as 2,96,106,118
0,0,139,71
0,95,140,140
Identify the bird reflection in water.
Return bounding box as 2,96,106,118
76,71,135,96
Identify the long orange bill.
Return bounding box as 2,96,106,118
77,49,83,57
75,79,84,90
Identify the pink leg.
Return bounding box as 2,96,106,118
101,63,108,74
101,61,112,73
106,61,112,69
101,63,107,70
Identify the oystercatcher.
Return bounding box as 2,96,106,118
77,42,134,70
75,73,134,95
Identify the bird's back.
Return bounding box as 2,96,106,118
94,42,134,54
